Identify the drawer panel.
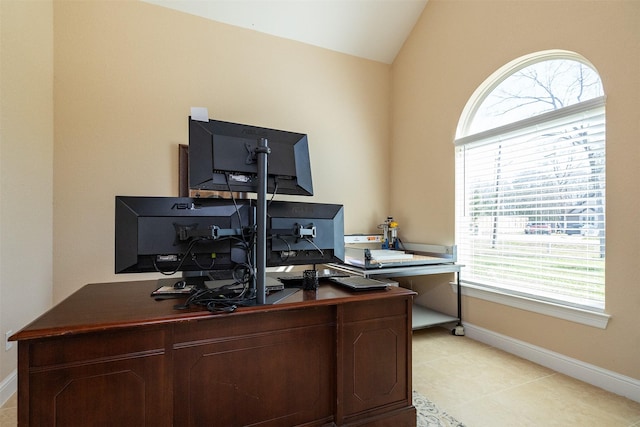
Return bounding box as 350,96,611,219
29,327,166,368
342,296,409,323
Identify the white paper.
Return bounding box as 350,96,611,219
190,107,209,122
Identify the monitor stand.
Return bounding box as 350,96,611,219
156,270,236,289
156,276,206,289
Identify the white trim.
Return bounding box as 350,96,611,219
451,282,610,329
0,369,17,407
455,95,606,147
463,323,640,403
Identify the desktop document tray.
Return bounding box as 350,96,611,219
343,242,457,269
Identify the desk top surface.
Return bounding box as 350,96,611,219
12,279,415,342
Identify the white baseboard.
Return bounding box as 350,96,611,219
0,369,17,407
462,323,640,403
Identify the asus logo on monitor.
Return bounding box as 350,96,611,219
171,202,201,210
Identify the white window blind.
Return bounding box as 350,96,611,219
455,96,605,310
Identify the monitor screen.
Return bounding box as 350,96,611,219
266,201,344,266
188,118,313,196
115,196,253,274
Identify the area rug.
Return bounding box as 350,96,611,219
413,390,465,427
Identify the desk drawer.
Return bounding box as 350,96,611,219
28,327,166,368
342,295,410,323
173,305,334,345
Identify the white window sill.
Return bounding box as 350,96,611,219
451,282,610,329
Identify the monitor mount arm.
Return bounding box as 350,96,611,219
255,138,271,305
295,224,316,239
270,224,317,240
177,225,247,241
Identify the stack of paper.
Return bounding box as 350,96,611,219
369,250,414,262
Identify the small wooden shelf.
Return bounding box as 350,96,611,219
412,304,458,330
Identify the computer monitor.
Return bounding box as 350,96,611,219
115,196,253,275
188,118,313,196
266,201,345,266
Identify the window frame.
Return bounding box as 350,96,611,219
457,50,602,138
454,51,609,328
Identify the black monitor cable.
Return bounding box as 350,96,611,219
153,235,243,276
191,253,216,271
270,235,292,263
268,180,279,206
222,174,259,300
303,237,324,256
174,262,254,312
152,238,203,276
268,233,323,264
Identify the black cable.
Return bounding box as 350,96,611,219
224,173,256,275
181,173,258,310
226,175,257,299
225,174,246,237
154,232,250,276
175,286,254,312
268,179,279,205
192,253,216,271
175,262,255,312
303,237,324,257
271,235,292,263
152,238,203,275
207,302,237,314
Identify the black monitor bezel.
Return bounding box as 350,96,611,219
115,196,253,274
266,200,344,267
188,118,313,196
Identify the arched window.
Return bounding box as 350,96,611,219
455,50,606,316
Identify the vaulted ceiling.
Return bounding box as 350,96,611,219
141,0,428,64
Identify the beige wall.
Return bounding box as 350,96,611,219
391,0,640,380
52,0,391,301
2,0,639,398
0,0,54,383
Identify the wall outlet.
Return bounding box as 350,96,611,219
5,330,13,351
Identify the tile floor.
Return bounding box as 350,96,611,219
413,327,640,427
0,393,16,427
2,327,639,426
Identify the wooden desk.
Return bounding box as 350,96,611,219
11,280,416,426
